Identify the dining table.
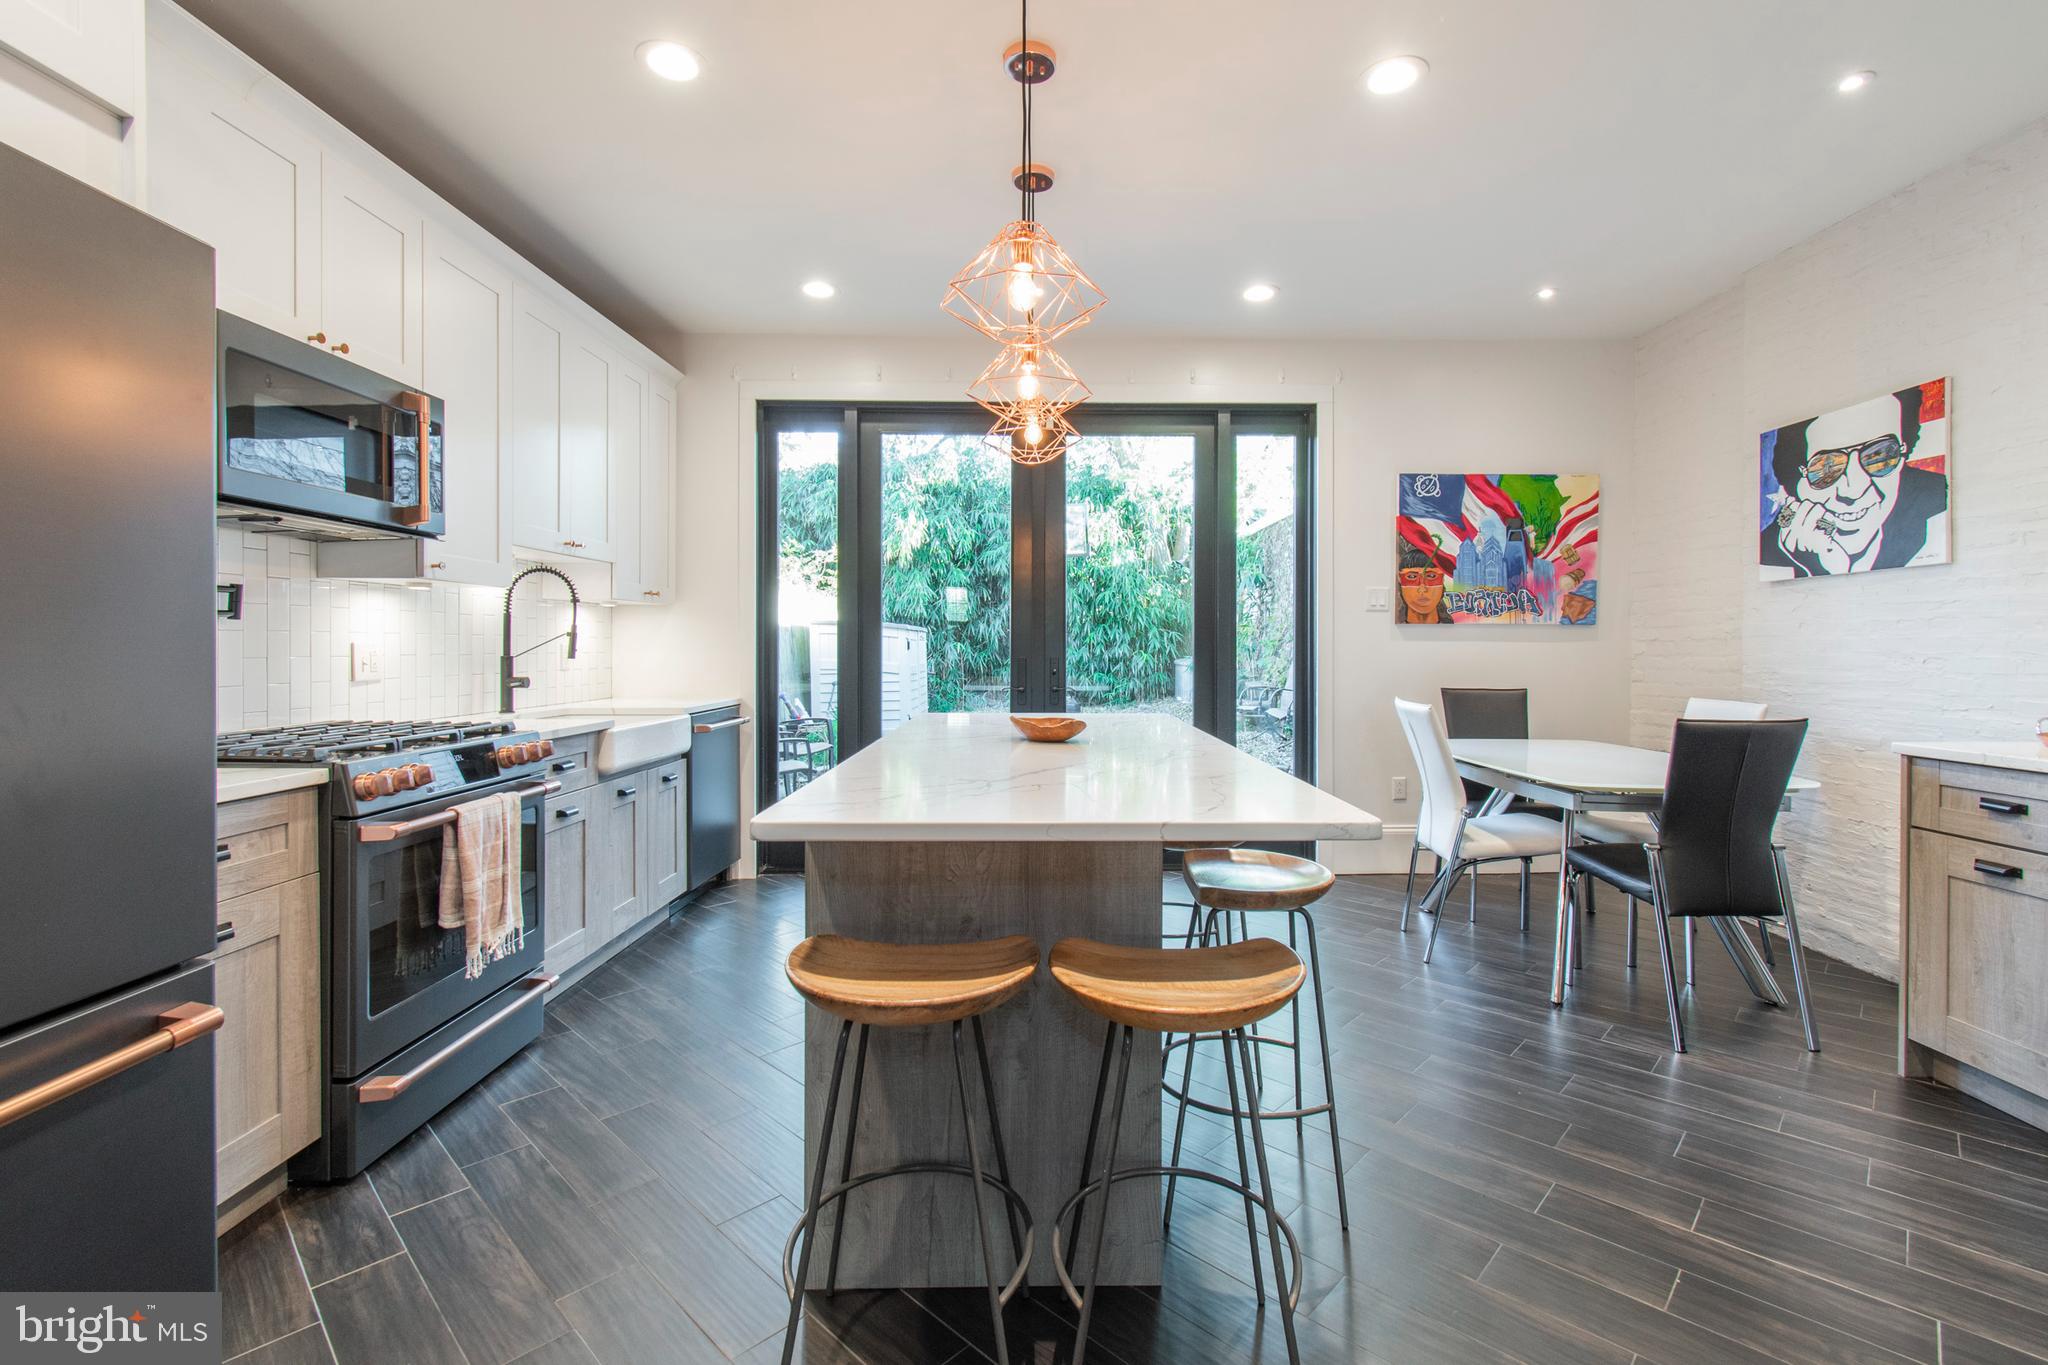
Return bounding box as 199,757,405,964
1447,738,1820,1007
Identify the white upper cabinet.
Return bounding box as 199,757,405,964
638,380,677,603
513,286,615,563
421,225,513,584
147,40,322,337
608,358,648,598
321,156,423,385
0,0,142,198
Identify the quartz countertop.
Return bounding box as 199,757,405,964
1893,739,2048,776
750,711,1383,844
498,698,744,742
217,765,328,804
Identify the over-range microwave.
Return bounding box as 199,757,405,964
216,312,445,539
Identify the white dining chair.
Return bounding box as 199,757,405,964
1393,698,1561,963
1574,697,1771,974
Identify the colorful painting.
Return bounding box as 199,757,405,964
1396,474,1600,626
1759,378,1950,580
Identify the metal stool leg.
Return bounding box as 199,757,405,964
951,1022,1012,1365
971,1015,1025,1264
822,1023,870,1296
1288,914,1303,1141
1164,909,1222,1232
1234,1029,1303,1365
1217,1010,1264,1303
1297,908,1350,1230
1071,1022,1117,1250
780,1019,853,1365
1073,1026,1134,1365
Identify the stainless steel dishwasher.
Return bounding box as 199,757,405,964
687,704,747,891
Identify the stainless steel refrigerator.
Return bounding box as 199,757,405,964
0,141,221,1291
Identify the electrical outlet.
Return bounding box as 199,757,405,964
350,642,385,683
1367,587,1391,612
1391,775,1409,801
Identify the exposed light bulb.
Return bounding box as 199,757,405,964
1017,372,1042,400
1024,418,1044,445
1007,277,1042,311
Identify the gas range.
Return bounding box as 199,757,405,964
217,718,558,816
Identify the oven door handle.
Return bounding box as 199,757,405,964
357,974,556,1104
358,779,561,842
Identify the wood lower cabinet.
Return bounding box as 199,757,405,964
213,788,321,1226
1900,757,2048,1126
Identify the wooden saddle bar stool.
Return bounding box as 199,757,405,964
1162,847,1351,1231
779,934,1040,1365
1050,936,1309,1365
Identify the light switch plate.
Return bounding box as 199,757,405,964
350,642,385,682
1367,587,1391,612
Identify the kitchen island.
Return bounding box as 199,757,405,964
749,712,1380,1289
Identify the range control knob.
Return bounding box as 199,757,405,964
371,769,398,797
352,774,379,800
409,763,435,788
537,739,556,759
523,742,544,763
495,746,519,768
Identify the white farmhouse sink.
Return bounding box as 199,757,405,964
594,714,690,776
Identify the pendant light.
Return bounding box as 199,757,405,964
941,0,1104,464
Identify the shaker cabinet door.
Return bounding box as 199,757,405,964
423,225,516,587
542,797,596,973
643,760,687,909
321,156,424,386
1906,828,2048,1096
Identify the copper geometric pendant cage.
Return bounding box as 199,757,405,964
943,1,1104,464
942,219,1107,345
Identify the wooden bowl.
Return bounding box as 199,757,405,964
1011,715,1087,743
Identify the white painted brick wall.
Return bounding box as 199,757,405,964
1631,116,2048,979
213,528,615,731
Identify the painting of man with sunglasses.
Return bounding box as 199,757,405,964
1759,378,1950,580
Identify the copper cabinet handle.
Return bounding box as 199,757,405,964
562,539,585,549
429,561,447,571
641,589,662,597
693,717,750,734
305,331,326,343
0,1003,224,1130
358,976,554,1103
395,391,432,527
330,342,350,354
358,780,561,842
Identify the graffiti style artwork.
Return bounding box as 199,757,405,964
1759,378,1950,581
1396,474,1601,626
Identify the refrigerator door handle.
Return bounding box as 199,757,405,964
0,1002,223,1130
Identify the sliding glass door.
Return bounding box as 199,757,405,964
758,403,1313,868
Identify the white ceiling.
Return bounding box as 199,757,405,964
176,0,2048,353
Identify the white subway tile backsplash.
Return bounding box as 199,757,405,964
213,529,615,732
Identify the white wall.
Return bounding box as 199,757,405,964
215,526,613,731
613,333,1636,873
1629,115,2048,978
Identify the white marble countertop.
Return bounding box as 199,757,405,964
217,765,328,804
1893,739,2048,775
750,712,1382,843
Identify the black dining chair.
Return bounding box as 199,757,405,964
1564,718,1818,1055
1423,687,1553,927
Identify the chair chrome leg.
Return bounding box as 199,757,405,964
1755,916,1777,967
1217,1010,1264,1304
781,1019,853,1365
1423,861,1460,963
971,1015,1025,1264
1773,849,1822,1053
1519,858,1531,933
1297,910,1351,1229
1468,861,1479,922
1625,895,1638,969
1401,839,1422,930
823,1023,870,1296
951,1023,1012,1365
1234,1029,1303,1365
1685,916,1695,986
1074,1026,1134,1365
1644,851,1686,1054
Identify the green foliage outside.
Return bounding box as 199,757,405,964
775,432,1295,720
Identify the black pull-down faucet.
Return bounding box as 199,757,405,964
501,565,580,713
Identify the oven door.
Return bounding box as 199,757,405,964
331,782,543,1077
217,311,445,537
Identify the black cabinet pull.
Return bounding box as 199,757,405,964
552,760,576,772
215,922,235,945
1973,859,2024,880
617,786,637,798
555,806,581,819
661,772,679,784
215,843,232,864
1978,797,2030,817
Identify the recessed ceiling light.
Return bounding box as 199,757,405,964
801,280,836,300
638,40,701,82
1363,55,1427,96
1535,286,1557,302
1836,69,1875,94
1241,283,1277,303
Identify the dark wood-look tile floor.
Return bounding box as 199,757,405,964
220,874,2048,1364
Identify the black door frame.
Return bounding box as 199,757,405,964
756,401,1316,869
